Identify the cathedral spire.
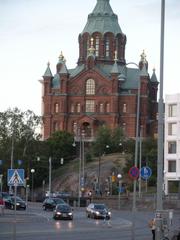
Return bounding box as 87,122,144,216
43,62,52,77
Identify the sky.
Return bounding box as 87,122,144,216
0,0,180,116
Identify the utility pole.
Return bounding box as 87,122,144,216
49,157,52,196
156,0,165,239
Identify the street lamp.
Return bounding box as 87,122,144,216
119,62,141,240
117,174,122,209
30,169,35,202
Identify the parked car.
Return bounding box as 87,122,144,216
86,203,111,219
42,197,65,211
5,196,26,210
53,203,73,220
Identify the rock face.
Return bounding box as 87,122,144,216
51,153,126,195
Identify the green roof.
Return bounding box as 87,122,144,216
82,0,122,35
43,63,52,77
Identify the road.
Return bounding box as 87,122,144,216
0,203,179,240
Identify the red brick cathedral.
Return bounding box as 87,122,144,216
41,0,158,140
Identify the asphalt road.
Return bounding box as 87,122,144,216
0,203,179,240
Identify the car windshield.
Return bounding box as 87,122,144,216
57,204,70,211
94,204,106,210
11,197,24,202
53,198,65,204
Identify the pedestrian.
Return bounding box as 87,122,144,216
148,218,156,240
0,197,5,215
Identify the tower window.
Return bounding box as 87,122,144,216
95,36,99,57
86,100,95,112
86,38,90,56
86,79,95,95
105,38,110,57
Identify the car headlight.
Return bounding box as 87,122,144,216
68,213,73,215
56,212,61,215
108,211,111,215
95,211,100,215
16,203,20,206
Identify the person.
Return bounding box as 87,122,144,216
0,197,5,215
149,218,156,240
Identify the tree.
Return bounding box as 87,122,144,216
0,108,41,187
47,130,75,168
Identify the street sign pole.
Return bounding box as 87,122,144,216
13,184,17,240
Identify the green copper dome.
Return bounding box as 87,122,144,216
82,0,122,35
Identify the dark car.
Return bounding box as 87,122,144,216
53,203,73,220
42,197,65,211
86,203,111,219
5,196,26,210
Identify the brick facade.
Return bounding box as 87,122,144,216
41,0,158,140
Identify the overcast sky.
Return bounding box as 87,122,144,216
0,0,180,115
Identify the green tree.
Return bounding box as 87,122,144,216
0,108,41,188
47,130,75,168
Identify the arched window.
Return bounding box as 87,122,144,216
105,38,110,57
95,36,99,57
53,122,59,132
77,103,81,113
99,103,103,113
86,38,90,55
86,79,95,95
123,103,127,113
71,104,75,113
54,103,59,113
106,103,110,112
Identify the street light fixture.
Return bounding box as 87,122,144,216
117,174,122,209
30,169,35,202
119,62,141,240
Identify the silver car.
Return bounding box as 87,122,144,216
86,203,111,219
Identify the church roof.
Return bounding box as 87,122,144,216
150,68,158,82
43,62,53,77
82,0,122,35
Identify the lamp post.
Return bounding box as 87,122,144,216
117,174,122,209
49,157,52,196
156,1,165,239
138,126,143,198
30,169,35,202
98,144,109,194
119,62,141,240
73,123,83,207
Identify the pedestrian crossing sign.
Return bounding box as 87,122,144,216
8,169,25,186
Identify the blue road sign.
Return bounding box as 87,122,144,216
7,169,25,186
140,166,152,180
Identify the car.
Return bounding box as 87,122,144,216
42,197,65,211
5,196,26,210
53,203,73,220
86,203,111,219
